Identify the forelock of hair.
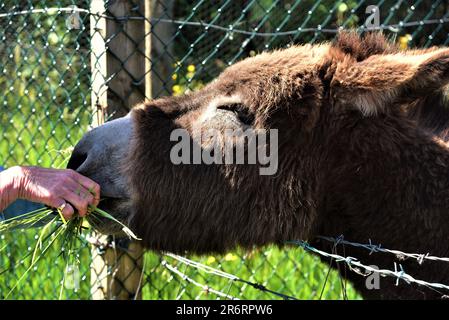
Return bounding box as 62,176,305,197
332,31,398,61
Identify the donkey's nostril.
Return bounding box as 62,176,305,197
67,151,88,171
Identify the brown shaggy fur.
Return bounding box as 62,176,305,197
123,32,449,299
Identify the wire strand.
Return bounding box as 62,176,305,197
1,7,448,36
289,240,449,293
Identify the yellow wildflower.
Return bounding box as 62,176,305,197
399,34,412,50
224,253,238,261
206,256,216,264
187,64,196,73
172,85,182,95
338,3,348,12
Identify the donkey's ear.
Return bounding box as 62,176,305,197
331,47,449,116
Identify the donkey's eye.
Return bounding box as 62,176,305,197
217,103,255,125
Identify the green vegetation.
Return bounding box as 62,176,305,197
1,230,361,299
0,204,140,299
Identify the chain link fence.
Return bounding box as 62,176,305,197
0,0,448,299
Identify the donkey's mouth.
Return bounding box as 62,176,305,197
88,196,132,236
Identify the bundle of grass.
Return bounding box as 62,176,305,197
0,204,140,298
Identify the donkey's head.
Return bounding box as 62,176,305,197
68,32,449,255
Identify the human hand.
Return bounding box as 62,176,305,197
10,166,100,219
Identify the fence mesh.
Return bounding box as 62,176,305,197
1,0,448,299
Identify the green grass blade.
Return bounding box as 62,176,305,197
91,207,141,240
31,215,58,264
5,224,65,299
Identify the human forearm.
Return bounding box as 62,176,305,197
0,166,22,212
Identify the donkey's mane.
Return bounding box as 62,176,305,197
332,31,398,60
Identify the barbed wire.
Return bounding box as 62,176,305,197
318,236,449,264
153,17,449,36
289,240,449,293
86,232,449,297
166,235,449,299
0,7,91,18
1,7,448,36
165,253,239,281
161,259,239,300
164,253,298,300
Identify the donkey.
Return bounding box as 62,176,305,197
68,32,449,299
